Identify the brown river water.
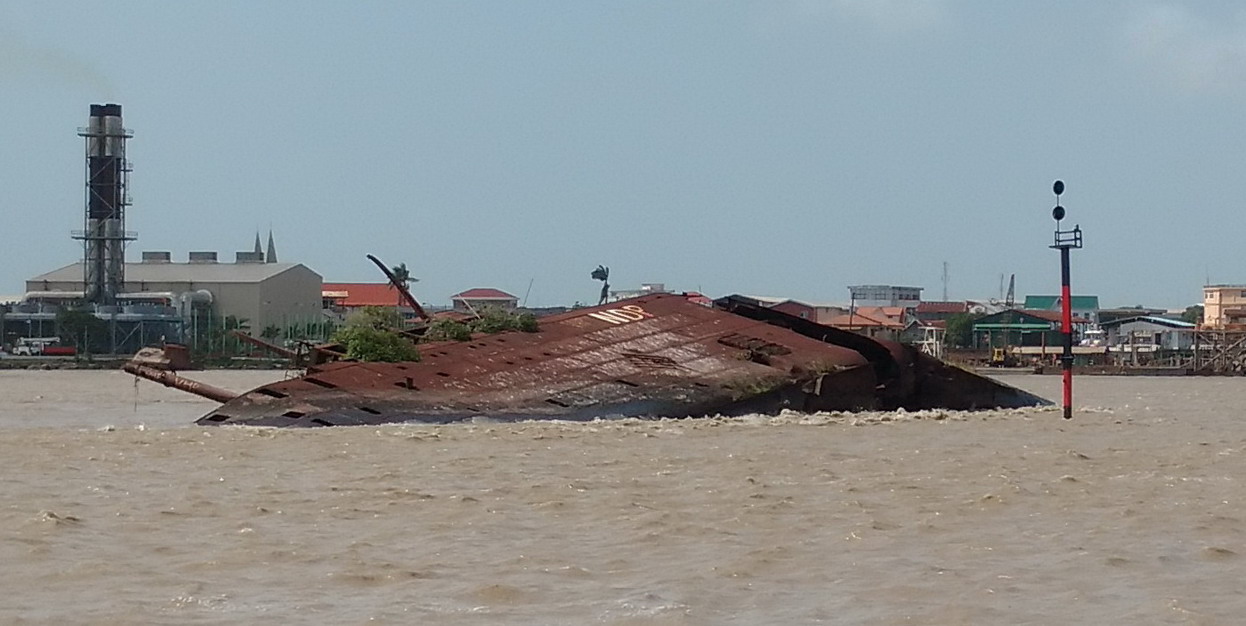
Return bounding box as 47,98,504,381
1,370,1244,624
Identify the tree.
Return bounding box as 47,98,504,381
261,325,283,341
331,307,420,362
333,325,421,362
424,318,473,342
943,312,980,349
469,309,539,334
389,262,417,307
1181,305,1204,325
349,306,405,331
422,309,540,343
194,315,249,358
55,308,108,356
591,265,610,305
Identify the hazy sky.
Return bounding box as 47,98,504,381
3,1,1243,309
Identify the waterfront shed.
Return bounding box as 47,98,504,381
1100,316,1195,352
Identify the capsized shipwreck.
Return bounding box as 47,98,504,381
125,293,1049,427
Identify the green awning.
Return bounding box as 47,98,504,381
973,323,1053,330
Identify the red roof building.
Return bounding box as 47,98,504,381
323,283,426,323
451,288,519,313
823,306,913,340
682,292,713,307
323,283,411,308
917,300,969,314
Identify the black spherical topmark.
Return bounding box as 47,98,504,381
1053,180,1065,196
1052,205,1066,221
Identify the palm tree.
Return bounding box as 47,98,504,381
591,265,610,305
389,263,417,307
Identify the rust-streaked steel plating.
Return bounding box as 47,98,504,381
153,293,1049,427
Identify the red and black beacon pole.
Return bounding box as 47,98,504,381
1050,180,1083,420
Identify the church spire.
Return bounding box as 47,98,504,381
266,230,278,263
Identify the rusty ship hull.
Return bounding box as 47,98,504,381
187,293,1048,427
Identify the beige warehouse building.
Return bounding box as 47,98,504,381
24,251,323,336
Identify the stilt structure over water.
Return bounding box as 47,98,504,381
1189,328,1246,374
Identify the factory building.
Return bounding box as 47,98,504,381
24,251,322,335
1,104,324,355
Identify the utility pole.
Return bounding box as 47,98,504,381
1049,180,1083,420
942,261,949,301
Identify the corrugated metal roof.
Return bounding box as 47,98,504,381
1021,309,1092,324
736,295,789,306
771,299,848,310
452,288,517,300
975,323,1052,330
1024,295,1100,310
1100,315,1196,329
917,301,969,314
856,306,906,319
322,283,405,307
824,311,905,328
29,262,314,284
974,309,1092,328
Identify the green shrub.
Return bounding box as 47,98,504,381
421,310,541,343
330,307,420,362
333,325,421,362
424,318,473,342
468,310,540,335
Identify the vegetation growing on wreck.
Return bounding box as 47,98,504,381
332,307,421,362
805,359,849,376
722,375,789,401
423,309,540,342
331,307,541,360
423,318,474,342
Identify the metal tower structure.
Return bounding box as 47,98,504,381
72,103,136,305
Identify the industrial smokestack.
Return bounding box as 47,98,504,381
73,103,135,305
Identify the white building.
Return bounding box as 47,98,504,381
22,251,323,336
848,285,923,309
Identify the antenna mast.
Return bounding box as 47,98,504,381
941,261,949,301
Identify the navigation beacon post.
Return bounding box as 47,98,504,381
1049,180,1083,419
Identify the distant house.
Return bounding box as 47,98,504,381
322,282,430,323
1100,316,1196,352
609,283,669,302
770,300,849,324
972,309,1092,348
323,283,409,309
1097,307,1171,325
1203,285,1246,328
849,285,923,309
451,288,519,313
915,300,970,324
824,306,911,340
682,292,713,307
1023,295,1100,325
734,295,789,308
